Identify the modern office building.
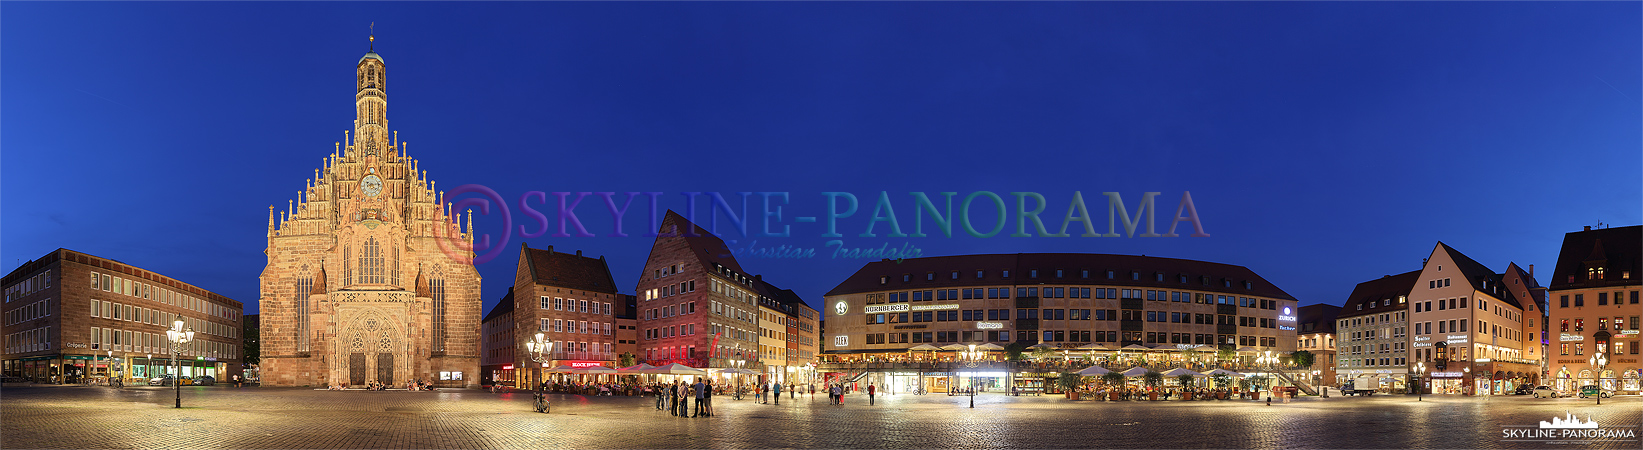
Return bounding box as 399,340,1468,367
1406,243,1539,395
1295,304,1340,388
1547,225,1641,394
508,244,634,388
1335,271,1417,393
822,253,1300,392
2,249,244,384
259,40,481,388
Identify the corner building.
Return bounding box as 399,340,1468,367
1405,243,1541,395
1335,271,1416,393
259,42,481,388
3,249,244,383
824,253,1299,357
1547,225,1641,394
506,244,636,388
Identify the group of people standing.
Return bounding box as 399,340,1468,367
654,379,715,418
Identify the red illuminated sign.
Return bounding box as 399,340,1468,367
568,361,604,368
502,365,514,370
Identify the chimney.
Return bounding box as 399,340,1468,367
576,250,582,257
1585,226,1592,231
1529,264,1534,276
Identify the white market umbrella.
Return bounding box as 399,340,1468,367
976,343,1006,351
1028,343,1055,349
1078,343,1112,350
575,366,618,374
941,343,970,351
617,363,656,373
1077,366,1112,376
545,365,577,373
1236,347,1259,353
1120,367,1150,377
1161,368,1203,377
1192,345,1217,352
909,344,940,351
1121,344,1151,351
1206,368,1244,377
644,363,707,375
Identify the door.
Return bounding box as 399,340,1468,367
377,353,393,386
349,353,366,386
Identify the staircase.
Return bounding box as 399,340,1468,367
847,371,869,383
1269,368,1318,395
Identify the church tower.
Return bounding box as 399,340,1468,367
258,36,482,388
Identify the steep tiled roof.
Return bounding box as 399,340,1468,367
1550,225,1642,290
483,287,514,322
1337,270,1420,319
521,243,618,294
825,253,1297,301
1436,242,1521,309
1297,304,1341,335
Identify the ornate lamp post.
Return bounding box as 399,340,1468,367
1414,362,1425,402
166,320,194,408
524,333,553,413
1588,353,1607,405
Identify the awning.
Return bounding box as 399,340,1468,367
1162,368,1204,377
1077,366,1112,376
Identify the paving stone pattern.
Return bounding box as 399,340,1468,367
2,384,1639,449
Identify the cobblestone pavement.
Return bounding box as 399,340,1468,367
2,384,1639,449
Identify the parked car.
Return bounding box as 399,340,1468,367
149,375,175,386
1531,386,1559,398
1513,385,1534,395
194,376,215,386
1577,385,1613,398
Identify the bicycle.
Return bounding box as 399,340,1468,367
533,391,550,413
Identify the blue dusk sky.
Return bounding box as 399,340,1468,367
2,2,1639,316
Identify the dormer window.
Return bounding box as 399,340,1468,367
903,274,911,282
976,270,984,279
951,271,959,280
1030,270,1038,278
1155,273,1164,282
1244,281,1252,289
1002,270,1011,278
1131,271,1140,281
926,273,934,281
1180,274,1188,284
1223,279,1231,288
1082,269,1090,278
1056,269,1064,278
1107,270,1115,279
879,276,887,285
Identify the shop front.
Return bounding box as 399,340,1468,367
1430,371,1465,395
950,371,1006,395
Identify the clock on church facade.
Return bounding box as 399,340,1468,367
259,40,481,388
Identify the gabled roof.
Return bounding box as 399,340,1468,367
1337,270,1420,319
1297,304,1342,335
521,243,618,294
657,210,747,275
483,287,515,322
1435,242,1522,309
825,253,1297,301
1550,225,1641,290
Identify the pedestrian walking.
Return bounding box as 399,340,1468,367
655,383,664,411
773,382,780,404
868,383,876,405
790,383,796,400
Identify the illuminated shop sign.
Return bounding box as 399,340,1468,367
568,361,604,368
835,301,848,316
911,304,961,311
1430,371,1464,378
1277,307,1296,322
1559,333,1585,342
976,322,1004,329
1621,330,1639,336
1279,326,1296,331
1446,335,1469,345
865,304,910,314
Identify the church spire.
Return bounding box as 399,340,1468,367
354,30,387,157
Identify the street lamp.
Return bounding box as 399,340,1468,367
166,320,194,409
965,344,980,408
1588,353,1607,406
107,350,119,388
1414,362,1425,402
524,333,553,413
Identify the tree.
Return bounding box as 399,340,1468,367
1211,373,1232,389
1102,372,1126,387
242,325,260,366
618,352,637,368
1030,347,1054,361
1181,348,1200,363
1291,350,1315,369
1177,374,1197,389
1058,373,1083,392
1217,344,1236,362
1143,371,1164,389
1005,342,1027,361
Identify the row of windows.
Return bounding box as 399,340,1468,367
3,326,48,354
1560,317,1639,332
4,270,51,303
855,331,1276,348
868,288,1277,309
92,300,235,340
540,296,614,315
881,269,1259,290
1353,295,1407,311
1413,297,1467,313
1560,342,1635,355
1343,341,1406,356
646,323,698,340
1559,291,1641,308
1343,357,1407,367
644,279,696,301
87,326,235,359
537,319,612,335
1340,312,1405,329
5,298,50,326
87,271,237,322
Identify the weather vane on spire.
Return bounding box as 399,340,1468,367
369,22,375,50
